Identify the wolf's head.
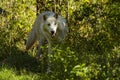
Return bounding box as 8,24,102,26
43,14,58,37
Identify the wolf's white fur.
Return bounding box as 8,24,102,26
26,11,68,58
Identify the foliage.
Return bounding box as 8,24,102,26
0,0,36,60
0,0,120,80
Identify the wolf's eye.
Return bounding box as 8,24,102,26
48,23,50,26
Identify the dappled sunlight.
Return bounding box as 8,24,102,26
0,0,120,79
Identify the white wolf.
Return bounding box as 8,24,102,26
26,11,68,58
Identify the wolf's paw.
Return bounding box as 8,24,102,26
35,54,43,61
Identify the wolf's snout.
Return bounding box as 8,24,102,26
51,31,54,35
51,31,55,37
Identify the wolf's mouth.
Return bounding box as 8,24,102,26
51,33,55,37
51,31,55,37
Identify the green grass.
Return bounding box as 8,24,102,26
0,46,120,80
0,53,50,80
0,50,61,80
0,68,36,80
0,54,40,80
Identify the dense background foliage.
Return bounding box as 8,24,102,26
0,0,120,80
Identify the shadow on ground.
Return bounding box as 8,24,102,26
0,45,43,73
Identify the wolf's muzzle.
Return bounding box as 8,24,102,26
51,31,55,37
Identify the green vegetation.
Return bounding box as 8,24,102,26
0,0,120,80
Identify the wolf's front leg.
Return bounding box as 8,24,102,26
35,37,45,59
47,40,53,73
26,27,37,50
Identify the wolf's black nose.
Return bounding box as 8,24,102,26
51,31,54,35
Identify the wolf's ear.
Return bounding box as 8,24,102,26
54,13,58,19
43,15,47,21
